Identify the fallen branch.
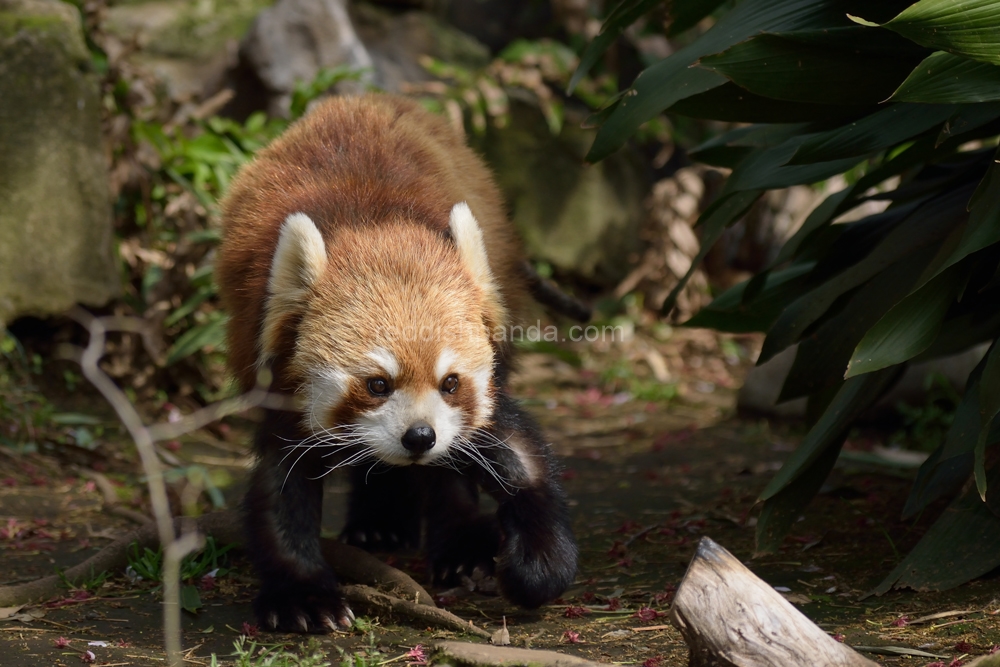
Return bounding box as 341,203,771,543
0,509,481,635
433,641,603,667
670,537,878,667
342,585,490,639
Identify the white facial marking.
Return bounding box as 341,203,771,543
366,347,400,379
303,367,349,430
354,388,463,466
435,348,458,381
468,363,493,425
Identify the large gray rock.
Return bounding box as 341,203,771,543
238,0,491,114
105,0,273,102
0,0,118,325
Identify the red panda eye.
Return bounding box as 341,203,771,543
441,374,459,394
367,378,391,396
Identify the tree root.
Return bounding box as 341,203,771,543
0,509,488,637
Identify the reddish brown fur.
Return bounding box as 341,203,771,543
217,94,528,394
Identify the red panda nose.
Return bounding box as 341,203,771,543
401,422,436,453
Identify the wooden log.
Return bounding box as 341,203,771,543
669,537,878,667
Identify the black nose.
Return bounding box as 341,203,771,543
401,422,436,453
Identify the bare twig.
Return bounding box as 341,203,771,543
67,307,276,667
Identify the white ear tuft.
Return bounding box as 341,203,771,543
449,202,507,325
270,213,327,296
261,213,327,359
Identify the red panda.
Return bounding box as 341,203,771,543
216,94,578,633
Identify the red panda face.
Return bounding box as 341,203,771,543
260,204,503,467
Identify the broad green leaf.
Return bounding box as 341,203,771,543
587,0,855,161
866,0,1000,67
589,67,725,162
755,442,840,555
847,264,966,377
698,32,925,105
975,341,1000,499
790,104,956,164
181,584,202,614
780,246,935,401
165,313,228,366
937,102,1000,143
760,367,902,501
917,306,1000,361
871,463,1000,596
893,51,1000,103
768,185,859,268
904,341,1000,517
723,137,861,193
661,190,763,315
683,262,816,332
667,0,730,37
759,184,973,363
911,158,1000,284
670,82,867,122
568,0,663,93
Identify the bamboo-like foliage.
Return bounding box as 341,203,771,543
575,0,1000,593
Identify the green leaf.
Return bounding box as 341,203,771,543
871,463,1000,596
847,264,966,377
684,261,816,332
589,67,726,161
874,0,1000,67
780,246,936,401
759,184,973,363
945,160,1000,266
893,51,1000,103
698,31,925,105
755,441,841,555
587,0,854,161
180,584,202,614
670,82,868,123
660,190,762,315
165,313,228,366
723,136,862,193
975,341,1000,500
790,104,956,164
937,102,1000,143
569,0,663,93
759,367,901,502
666,0,729,36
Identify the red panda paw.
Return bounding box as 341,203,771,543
429,515,501,588
253,573,354,634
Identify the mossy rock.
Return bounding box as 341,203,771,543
478,101,647,286
0,0,118,325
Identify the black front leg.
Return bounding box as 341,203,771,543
342,465,422,551
423,467,500,586
467,393,578,608
243,409,353,632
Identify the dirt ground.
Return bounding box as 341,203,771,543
1,345,999,667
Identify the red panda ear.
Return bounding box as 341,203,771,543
449,202,508,329
261,213,327,358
